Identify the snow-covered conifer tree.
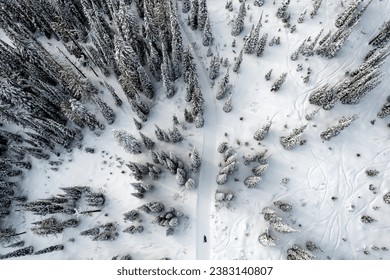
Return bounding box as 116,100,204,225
254,122,272,141
216,173,228,185
182,0,191,13
194,114,204,128
244,175,262,188
265,69,272,80
216,68,230,100
233,49,244,73
377,102,390,118
252,164,269,176
139,132,155,150
231,1,246,36
203,16,213,46
254,0,265,7
280,125,307,149
320,114,358,140
271,73,287,92
209,53,220,80
190,0,199,30
223,95,233,113
185,178,196,190
168,126,183,143
190,147,201,172
91,95,116,125
113,129,142,154
198,0,208,30
256,33,268,57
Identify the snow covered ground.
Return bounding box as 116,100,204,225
1,0,389,260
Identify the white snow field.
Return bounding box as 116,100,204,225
0,0,389,260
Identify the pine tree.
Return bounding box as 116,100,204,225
377,102,390,118
176,168,187,186
139,132,155,150
91,95,116,125
254,0,265,7
223,95,233,113
231,1,246,36
265,69,272,80
112,129,142,154
190,147,201,172
194,114,204,128
244,15,262,54
258,231,277,247
252,164,269,176
184,108,194,123
216,68,230,100
137,66,154,99
161,62,175,98
104,81,122,107
233,49,244,73
244,175,262,188
198,0,208,30
310,0,322,18
190,0,199,30
168,126,183,143
203,16,213,46
254,122,272,140
185,178,196,190
320,114,358,140
256,33,268,57
209,53,220,80
280,125,307,149
182,0,191,13
170,2,183,80
216,173,228,185
133,118,142,130
271,73,287,92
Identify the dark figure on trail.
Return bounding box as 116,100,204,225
203,235,207,243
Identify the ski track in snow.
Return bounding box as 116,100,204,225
176,2,218,259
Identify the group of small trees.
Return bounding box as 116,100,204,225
309,46,388,109
315,0,372,58
216,144,239,185
258,206,297,248
80,222,119,241
152,207,184,236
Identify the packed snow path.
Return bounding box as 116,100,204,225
176,2,219,259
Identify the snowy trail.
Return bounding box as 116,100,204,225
175,1,219,259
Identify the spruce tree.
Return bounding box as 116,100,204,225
190,147,201,172
216,68,230,100
271,73,287,92
231,6,245,37
203,16,213,46
209,53,220,80
190,0,199,30
139,132,155,150
233,49,244,73
256,33,268,57
112,129,142,154
223,95,233,113
182,0,191,13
